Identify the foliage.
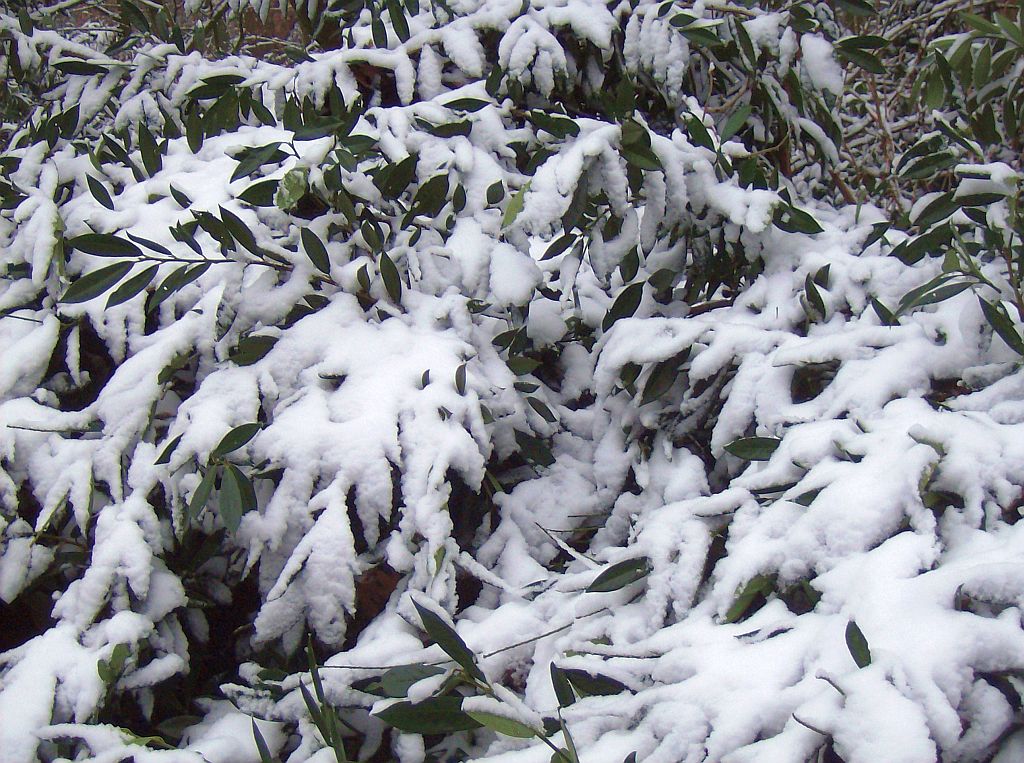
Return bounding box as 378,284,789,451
1,0,1023,762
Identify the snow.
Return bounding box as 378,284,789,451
2,1,1024,762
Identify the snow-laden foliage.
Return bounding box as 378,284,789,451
0,0,1023,761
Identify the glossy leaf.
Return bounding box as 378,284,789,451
845,620,872,668
724,436,781,461
586,557,651,593
61,262,133,303
413,600,486,682
374,696,482,734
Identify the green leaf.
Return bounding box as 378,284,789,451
125,232,173,257
602,282,644,332
724,436,781,461
388,0,411,41
189,467,218,519
154,434,183,465
230,142,284,183
527,397,557,423
139,123,162,176
374,697,482,734
61,261,134,303
106,263,158,308
465,709,537,739
275,168,309,211
639,355,683,406
979,298,1024,355
380,252,403,303
502,181,531,228
238,179,279,206
912,192,959,228
169,185,192,208
220,463,256,532
378,664,446,697
836,47,884,74
231,335,278,366
219,206,263,256
300,228,331,274
550,664,575,707
86,176,115,210
486,181,505,205
724,575,773,623
507,356,540,375
211,423,262,458
772,204,824,235
833,0,875,16
845,620,872,668
251,720,274,763
147,263,210,313
586,557,651,593
455,363,467,395
720,105,752,142
67,233,142,258
413,600,486,683
53,58,109,76
561,669,629,697
443,97,490,112
542,234,576,261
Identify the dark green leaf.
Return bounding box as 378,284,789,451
443,97,490,112
724,574,773,623
169,185,192,207
231,335,278,366
61,262,133,303
979,298,1024,355
527,397,557,422
561,669,629,697
139,123,162,176
586,557,651,593
87,176,115,210
379,664,446,698
230,142,284,183
53,59,110,76
106,263,158,308
238,179,279,206
125,232,173,257
466,709,537,738
251,720,274,763
845,620,871,668
67,233,142,258
720,105,752,142
486,181,505,205
413,601,485,682
211,422,262,458
221,463,256,531
219,206,263,256
724,436,781,461
148,263,210,313
542,234,576,261
833,0,875,16
507,356,541,375
455,363,468,395
380,252,402,303
602,282,644,332
301,228,331,274
773,204,824,235
189,467,217,519
550,664,575,707
640,356,682,405
374,697,482,734
155,434,183,465
912,192,959,228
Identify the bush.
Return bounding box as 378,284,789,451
0,0,1022,761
